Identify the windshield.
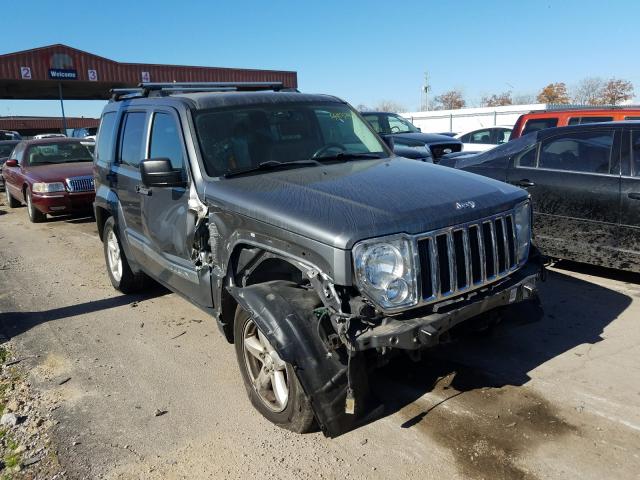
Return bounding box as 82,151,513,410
26,142,93,165
382,114,420,134
194,102,387,177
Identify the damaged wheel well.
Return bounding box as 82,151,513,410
220,244,312,343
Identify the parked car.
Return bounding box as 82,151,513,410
455,126,512,152
33,133,66,139
94,82,542,437
2,138,95,222
440,122,640,273
510,106,640,140
0,130,21,141
70,127,98,138
360,111,462,161
0,140,20,190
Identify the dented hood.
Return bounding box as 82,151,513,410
205,158,527,249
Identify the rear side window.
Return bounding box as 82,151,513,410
567,116,613,126
539,130,614,174
632,131,640,176
522,118,558,136
149,113,184,170
96,112,117,162
515,145,538,167
625,116,640,121
118,112,147,167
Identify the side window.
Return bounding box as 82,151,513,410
539,130,614,174
459,133,471,143
469,129,492,144
149,113,185,170
363,115,381,134
515,144,538,168
96,112,117,162
625,116,640,121
568,116,613,125
118,112,147,167
632,131,640,177
522,118,558,136
496,128,511,144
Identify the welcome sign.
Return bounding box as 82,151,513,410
48,68,78,80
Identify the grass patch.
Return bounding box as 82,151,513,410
3,451,20,468
0,347,8,365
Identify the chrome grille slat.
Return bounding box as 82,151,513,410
417,210,520,306
66,175,95,192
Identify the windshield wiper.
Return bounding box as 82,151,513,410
313,152,383,161
223,159,323,178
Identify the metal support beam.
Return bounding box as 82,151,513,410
58,82,67,133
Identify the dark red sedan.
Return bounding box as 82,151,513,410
2,138,95,223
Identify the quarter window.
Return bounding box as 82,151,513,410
539,130,614,174
118,112,146,167
632,131,640,176
522,118,558,136
516,145,537,168
149,113,184,170
96,112,117,162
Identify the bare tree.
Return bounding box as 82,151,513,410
374,100,406,113
433,90,466,110
481,91,513,107
355,103,371,112
512,93,536,105
572,77,605,105
536,83,570,104
600,78,634,105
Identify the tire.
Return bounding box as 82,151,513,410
5,187,20,208
234,306,315,433
102,216,146,293
25,188,46,223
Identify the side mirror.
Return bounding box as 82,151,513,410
417,127,422,132
140,158,186,188
381,135,395,151
5,159,18,167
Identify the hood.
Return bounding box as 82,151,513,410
26,162,93,182
205,158,527,250
391,132,463,146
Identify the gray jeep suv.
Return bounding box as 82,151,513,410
93,82,542,437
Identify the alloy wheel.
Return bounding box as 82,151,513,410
106,229,123,282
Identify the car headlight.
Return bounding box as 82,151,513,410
32,182,65,193
353,235,418,310
514,200,531,264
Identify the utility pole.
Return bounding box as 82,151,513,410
422,71,431,111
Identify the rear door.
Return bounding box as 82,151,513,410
506,127,621,267
619,129,640,271
114,110,149,263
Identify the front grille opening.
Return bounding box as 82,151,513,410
453,230,467,289
418,238,433,299
482,222,495,278
468,225,482,283
436,234,451,294
505,216,516,267
495,219,506,272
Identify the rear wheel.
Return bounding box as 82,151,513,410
102,216,146,293
5,187,19,208
25,188,46,223
234,306,315,433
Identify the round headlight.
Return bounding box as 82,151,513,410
362,243,404,288
386,278,409,304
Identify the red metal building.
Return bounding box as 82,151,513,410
0,44,298,100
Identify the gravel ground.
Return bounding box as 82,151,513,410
0,200,639,479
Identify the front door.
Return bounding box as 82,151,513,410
619,129,640,272
506,127,621,268
139,109,212,307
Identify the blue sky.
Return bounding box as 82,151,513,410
2,0,639,118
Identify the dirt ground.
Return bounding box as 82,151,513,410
0,201,639,480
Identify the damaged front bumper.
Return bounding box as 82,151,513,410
353,261,542,351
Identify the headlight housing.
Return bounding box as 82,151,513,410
353,235,418,310
32,182,65,193
514,200,531,264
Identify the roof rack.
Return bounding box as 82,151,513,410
530,103,640,113
110,81,291,101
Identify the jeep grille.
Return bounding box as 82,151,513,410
417,211,518,302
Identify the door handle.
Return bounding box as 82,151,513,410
135,185,151,196
515,179,535,187
629,192,640,200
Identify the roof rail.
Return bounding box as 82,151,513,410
530,103,640,113
110,81,290,102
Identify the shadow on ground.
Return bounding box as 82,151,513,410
0,283,169,340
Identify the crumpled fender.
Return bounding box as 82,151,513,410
227,281,375,437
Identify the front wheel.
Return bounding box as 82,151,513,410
25,188,46,223
234,306,315,433
5,187,20,208
102,216,146,293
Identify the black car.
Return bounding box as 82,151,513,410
440,122,640,273
0,140,20,190
93,82,541,437
361,112,462,161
